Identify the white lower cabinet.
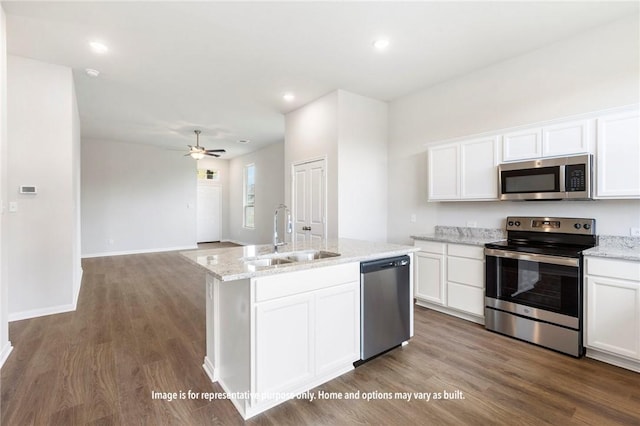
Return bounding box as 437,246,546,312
315,283,360,375
255,293,314,394
414,240,485,323
414,241,446,305
585,256,640,372
205,262,361,419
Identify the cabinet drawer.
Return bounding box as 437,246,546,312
447,257,484,288
414,240,446,254
586,257,640,282
254,262,359,302
447,282,484,316
448,244,484,259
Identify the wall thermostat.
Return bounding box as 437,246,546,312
19,185,37,194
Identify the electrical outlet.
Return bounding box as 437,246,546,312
410,214,417,223
8,202,18,213
631,227,640,237
466,221,477,228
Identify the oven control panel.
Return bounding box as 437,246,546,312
506,216,596,235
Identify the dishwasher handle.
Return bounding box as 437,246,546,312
361,255,410,274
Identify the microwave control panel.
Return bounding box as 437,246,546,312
565,164,586,192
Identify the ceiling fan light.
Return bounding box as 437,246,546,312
190,151,205,160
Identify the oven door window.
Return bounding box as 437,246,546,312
501,166,560,194
486,256,579,317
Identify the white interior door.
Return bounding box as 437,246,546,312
293,159,326,244
197,182,221,243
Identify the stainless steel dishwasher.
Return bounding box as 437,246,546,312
359,255,411,363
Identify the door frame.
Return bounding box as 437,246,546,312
290,156,328,242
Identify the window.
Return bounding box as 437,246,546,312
243,163,255,228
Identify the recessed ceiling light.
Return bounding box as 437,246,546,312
283,93,295,102
237,139,250,144
373,38,390,50
85,68,100,77
89,41,108,54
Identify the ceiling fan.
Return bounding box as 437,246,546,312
186,130,226,159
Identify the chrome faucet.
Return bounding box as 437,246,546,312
273,204,292,251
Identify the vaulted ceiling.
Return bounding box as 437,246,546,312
5,1,638,157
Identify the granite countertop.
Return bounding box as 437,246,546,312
181,238,419,282
583,236,640,262
411,226,505,247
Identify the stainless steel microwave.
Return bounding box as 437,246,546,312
498,154,592,201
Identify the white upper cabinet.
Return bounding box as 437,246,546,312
428,143,459,200
542,119,591,157
460,136,499,199
502,119,591,162
428,136,498,201
595,109,640,199
502,128,541,161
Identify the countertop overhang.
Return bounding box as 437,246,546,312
181,238,419,282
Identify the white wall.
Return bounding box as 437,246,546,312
196,156,230,241
285,90,388,241
6,55,81,320
337,91,388,242
388,15,640,244
285,91,339,238
228,142,285,245
81,138,197,256
0,6,12,367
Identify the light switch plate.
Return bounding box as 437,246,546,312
8,202,18,213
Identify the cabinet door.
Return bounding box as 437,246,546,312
415,252,446,305
315,281,360,375
586,276,640,360
542,119,591,157
502,128,542,161
596,110,640,199
428,144,459,200
447,282,484,317
447,256,484,288
255,294,314,394
460,136,499,200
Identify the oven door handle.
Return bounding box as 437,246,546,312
484,248,579,267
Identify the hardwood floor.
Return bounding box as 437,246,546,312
2,248,639,425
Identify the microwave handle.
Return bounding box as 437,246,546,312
559,165,566,192
484,248,579,267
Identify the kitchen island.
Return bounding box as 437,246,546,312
181,238,418,419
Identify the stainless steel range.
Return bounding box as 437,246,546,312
484,216,597,357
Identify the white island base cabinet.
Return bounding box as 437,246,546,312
203,262,361,419
585,257,640,373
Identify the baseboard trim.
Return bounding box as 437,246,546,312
203,356,218,382
81,245,198,259
73,267,84,307
8,303,76,322
586,347,640,373
221,239,248,246
0,341,13,369
415,299,485,325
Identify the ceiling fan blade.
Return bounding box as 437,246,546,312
205,149,226,153
205,153,221,157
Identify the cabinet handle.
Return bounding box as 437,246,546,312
302,226,312,231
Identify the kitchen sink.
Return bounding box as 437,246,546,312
285,250,341,262
244,257,295,267
242,250,340,267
